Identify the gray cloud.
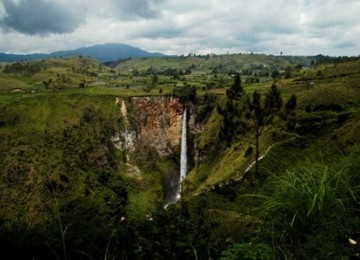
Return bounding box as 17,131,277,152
111,0,165,20
0,0,359,56
0,0,84,35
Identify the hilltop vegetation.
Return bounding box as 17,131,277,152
0,54,360,259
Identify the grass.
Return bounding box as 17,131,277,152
1,55,360,258
126,188,161,219
250,153,360,258
0,92,119,136
115,53,303,74
125,172,163,219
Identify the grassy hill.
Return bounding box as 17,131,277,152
0,55,359,259
0,56,104,92
115,53,308,72
183,59,360,192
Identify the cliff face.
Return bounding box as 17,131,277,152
131,96,184,157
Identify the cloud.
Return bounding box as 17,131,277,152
0,0,359,56
110,0,166,20
0,0,84,35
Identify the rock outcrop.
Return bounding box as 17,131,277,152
113,96,185,157
131,96,184,156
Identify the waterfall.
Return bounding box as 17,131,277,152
180,108,188,182
176,108,188,200
165,108,187,207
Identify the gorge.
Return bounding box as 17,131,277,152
113,96,193,205
1,54,359,259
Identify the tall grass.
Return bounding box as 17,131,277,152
250,148,360,258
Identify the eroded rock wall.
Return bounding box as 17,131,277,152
131,96,184,157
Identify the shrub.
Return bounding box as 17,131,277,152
244,146,253,157
172,85,196,103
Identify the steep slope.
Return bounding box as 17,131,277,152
184,60,360,193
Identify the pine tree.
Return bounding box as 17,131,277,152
219,74,245,146
285,94,297,130
245,84,282,174
285,94,297,115
226,73,244,100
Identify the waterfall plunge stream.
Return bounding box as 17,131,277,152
177,108,188,199
165,108,187,207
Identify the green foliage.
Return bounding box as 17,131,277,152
254,153,360,258
284,94,297,130
221,242,274,260
218,75,247,146
172,85,197,103
1,55,360,259
285,94,297,114
195,93,217,123
244,84,283,174
3,62,43,75
244,146,253,157
133,195,223,259
79,81,85,88
226,74,244,100
152,73,159,85
217,99,245,146
265,84,282,113
271,70,280,80
0,95,131,259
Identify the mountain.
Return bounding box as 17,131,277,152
0,43,165,62
0,53,49,62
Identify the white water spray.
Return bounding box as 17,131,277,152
176,108,188,200
164,108,188,208
180,108,188,182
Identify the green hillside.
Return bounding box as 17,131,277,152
0,55,360,259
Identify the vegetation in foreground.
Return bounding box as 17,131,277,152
0,54,360,259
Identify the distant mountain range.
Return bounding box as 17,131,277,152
0,43,165,62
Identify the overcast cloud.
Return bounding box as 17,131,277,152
0,0,359,56
0,0,84,35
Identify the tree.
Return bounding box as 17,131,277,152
218,99,244,146
79,81,85,88
245,84,282,174
285,94,297,115
172,85,196,103
285,94,297,130
152,74,158,85
43,79,52,89
265,84,283,112
226,73,244,99
284,65,292,78
218,75,246,146
271,70,280,81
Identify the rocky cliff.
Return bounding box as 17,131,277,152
113,96,185,158
131,96,184,157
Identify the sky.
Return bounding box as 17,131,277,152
0,0,359,56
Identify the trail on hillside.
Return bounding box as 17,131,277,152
190,134,300,197
242,136,298,176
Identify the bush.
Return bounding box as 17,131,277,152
172,85,196,103
195,94,216,123
244,146,253,157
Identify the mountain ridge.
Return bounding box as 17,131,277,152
0,43,165,62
